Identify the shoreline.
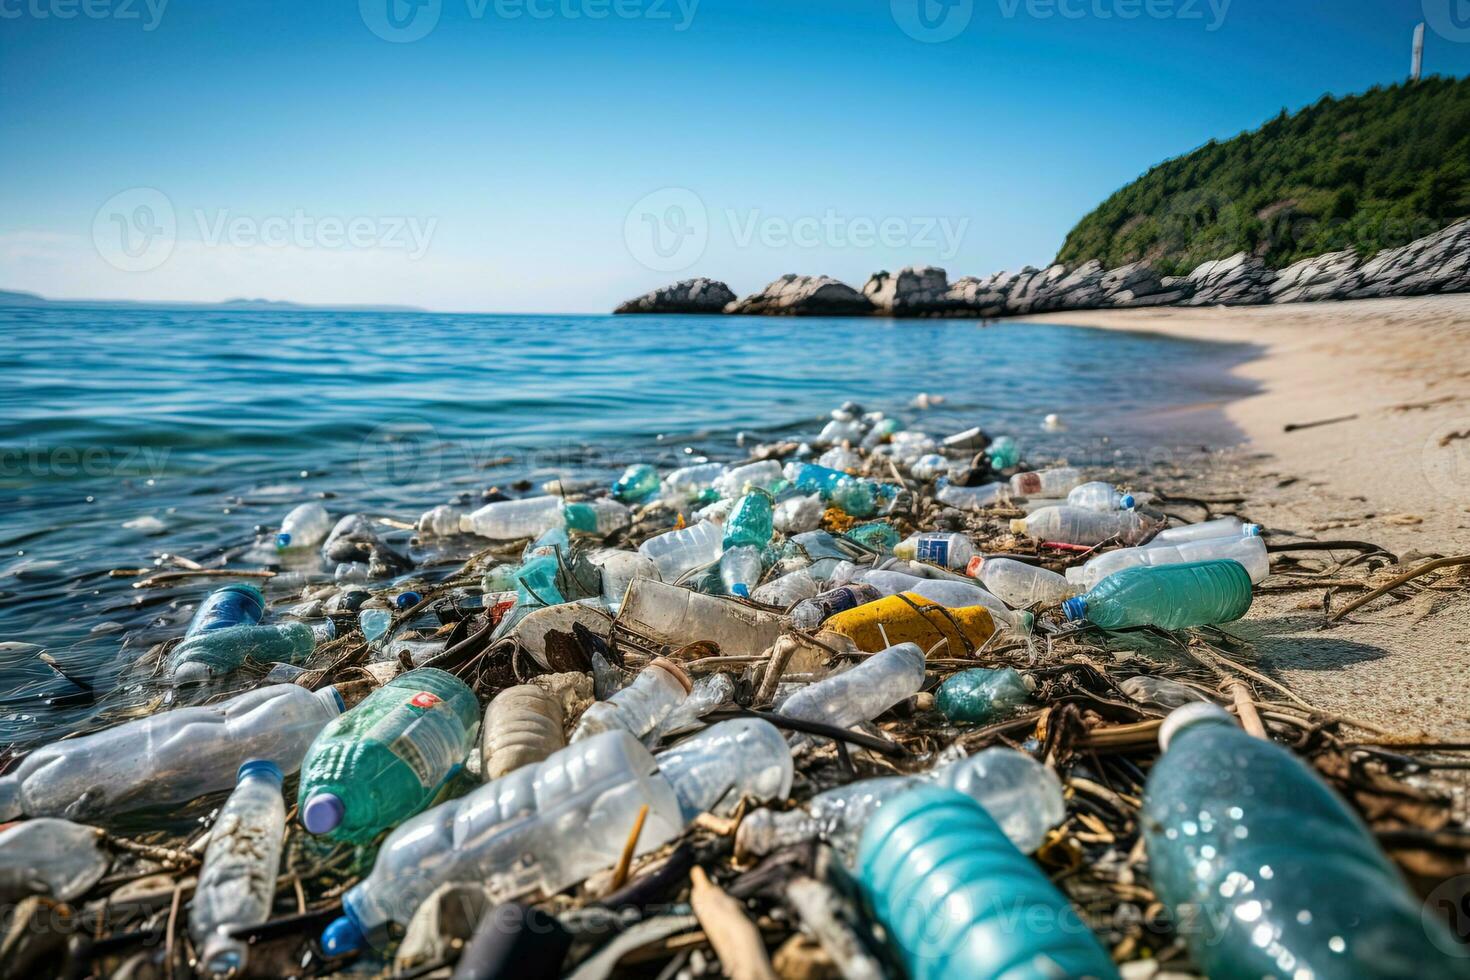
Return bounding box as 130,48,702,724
1026,294,1470,739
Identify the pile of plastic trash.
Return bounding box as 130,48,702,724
2,400,1466,980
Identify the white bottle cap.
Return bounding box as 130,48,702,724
1158,701,1232,751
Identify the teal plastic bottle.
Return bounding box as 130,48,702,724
857,785,1119,980
612,463,660,503
935,667,1032,724
986,435,1020,470
298,668,479,843
1144,703,1470,978
1062,558,1252,630
169,621,325,683
723,492,774,549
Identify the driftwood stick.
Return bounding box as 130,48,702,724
1327,554,1470,622
689,866,777,980
1226,680,1267,739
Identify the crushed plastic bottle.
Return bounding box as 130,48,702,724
820,592,1005,651
168,620,329,684
584,547,660,611
844,520,900,553
0,818,109,905
751,567,819,607
276,501,332,551
1063,559,1253,630
777,642,926,732
299,668,479,843
569,658,691,743
894,531,973,569
659,672,735,735
190,760,287,978
853,569,1032,633
788,583,882,631
1066,530,1269,592
0,684,343,822
1066,480,1136,511
1008,466,1082,497
966,556,1072,608
611,463,660,503
186,584,265,638
481,685,565,780
935,667,1033,724
1011,504,1152,546
637,519,724,582
1144,703,1466,979
1150,514,1260,545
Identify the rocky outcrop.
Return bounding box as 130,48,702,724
1347,217,1470,299
614,278,736,314
863,266,950,315
725,275,874,316
1181,253,1275,306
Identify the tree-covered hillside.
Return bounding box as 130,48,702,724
1056,76,1470,275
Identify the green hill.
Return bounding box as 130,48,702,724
1056,76,1470,275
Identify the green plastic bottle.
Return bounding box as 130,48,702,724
169,621,326,684
986,435,1020,470
722,492,774,549
844,521,900,553
1062,559,1252,631
612,463,660,503
298,668,479,843
935,667,1032,724
1144,703,1470,978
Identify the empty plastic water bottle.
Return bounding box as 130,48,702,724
855,569,1031,632
561,498,632,535
1150,515,1260,545
1067,530,1269,592
935,667,1033,724
1066,481,1136,511
169,621,330,684
462,497,564,540
0,684,343,822
1008,467,1082,497
724,492,774,548
611,463,660,503
0,818,109,905
752,567,820,607
717,544,763,597
661,461,726,499
417,503,466,537
570,658,691,743
276,501,332,551
1063,559,1253,631
967,556,1072,608
659,672,735,735
1144,703,1467,979
777,642,926,733
1117,675,1207,711
788,583,881,630
895,531,973,569
299,668,478,843
481,685,565,780
637,520,724,582
713,459,783,498
934,480,1008,510
584,547,660,610
186,584,265,638
857,785,1119,980
191,760,287,978
1011,505,1152,546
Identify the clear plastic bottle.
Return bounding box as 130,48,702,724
1150,515,1260,545
299,668,479,843
186,584,265,638
817,445,862,471
0,818,109,904
1067,530,1269,592
1010,505,1152,545
611,463,660,503
788,583,881,631
482,685,566,780
777,642,926,732
190,760,287,978
462,496,563,540
935,667,1033,724
661,462,726,499
1062,559,1253,631
967,556,1072,608
618,578,786,659
1144,703,1466,979
561,498,631,536
894,531,973,569
0,684,344,822
583,548,660,611
569,659,691,743
654,717,793,821
1117,675,1207,711
637,520,724,582
717,544,763,598
752,567,820,607
659,672,735,736
857,786,1119,980
417,503,466,537
168,621,329,684
1066,480,1136,511
276,501,332,551
856,569,1029,631
1008,467,1082,497
934,480,1008,510
713,460,784,498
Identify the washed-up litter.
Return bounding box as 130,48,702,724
4,401,1469,979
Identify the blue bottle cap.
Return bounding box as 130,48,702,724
395,591,423,610
1120,494,1136,509
320,914,366,958
1242,523,1262,536
1061,596,1087,622
275,531,292,549
237,759,283,785
302,792,345,834
732,583,750,598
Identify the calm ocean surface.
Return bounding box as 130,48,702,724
0,305,1257,744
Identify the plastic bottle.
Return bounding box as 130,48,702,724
186,584,265,639
168,621,328,684
659,672,735,735
417,503,466,537
712,460,784,498
1063,559,1253,631
584,548,660,611
857,786,1119,980
777,642,926,731
276,501,332,551
788,583,881,631
0,685,344,822
820,593,1006,652
935,667,1033,724
1149,515,1260,545
325,722,791,953
1008,467,1082,497
482,685,566,780
1066,480,1136,511
717,544,763,598
894,531,973,569
985,435,1021,470
618,578,786,660
784,463,894,518
611,463,660,503
817,445,861,471
934,481,1008,510
1117,675,1207,711
1144,703,1467,979
561,498,631,536
190,760,287,978
1067,531,1269,592
661,461,726,499
569,659,691,743
737,747,1065,862
1011,505,1152,546
752,568,819,607
0,818,109,905
967,556,1072,608
637,520,724,582
855,570,1031,633
299,668,479,843
462,497,563,540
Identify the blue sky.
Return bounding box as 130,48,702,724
1,0,1466,312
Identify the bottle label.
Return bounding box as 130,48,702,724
377,692,466,789
915,536,949,564
409,692,441,710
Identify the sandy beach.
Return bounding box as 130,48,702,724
1025,294,1470,739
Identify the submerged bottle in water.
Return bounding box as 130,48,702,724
190,760,287,978
1008,466,1082,497
611,463,660,503
569,658,691,743
1144,703,1467,979
276,501,333,551
1150,515,1260,545
0,684,344,822
1067,530,1269,592
299,668,478,843
186,584,265,638
1066,480,1136,511
777,642,926,733
967,556,1072,608
637,519,724,582
1063,559,1253,631
168,621,330,684
1011,505,1151,545
0,818,109,904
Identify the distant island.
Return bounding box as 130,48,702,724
0,289,424,314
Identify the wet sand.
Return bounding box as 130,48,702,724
1024,294,1470,740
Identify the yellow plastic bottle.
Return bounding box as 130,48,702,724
819,592,996,655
